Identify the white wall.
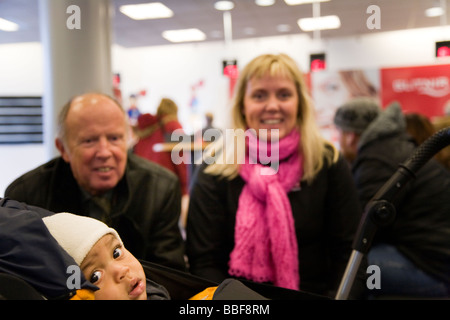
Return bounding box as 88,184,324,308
0,26,449,196
0,42,44,96
0,42,47,197
118,34,313,133
326,26,450,70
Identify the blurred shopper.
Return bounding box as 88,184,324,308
189,112,223,185
133,98,189,230
432,115,450,171
133,98,188,196
334,98,450,298
201,112,222,142
404,112,435,146
404,112,450,172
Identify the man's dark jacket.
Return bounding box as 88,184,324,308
5,153,186,271
352,103,450,285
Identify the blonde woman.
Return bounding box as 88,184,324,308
186,54,366,299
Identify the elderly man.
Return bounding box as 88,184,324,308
334,98,450,299
6,93,186,271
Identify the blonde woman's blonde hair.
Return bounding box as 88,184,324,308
204,53,337,183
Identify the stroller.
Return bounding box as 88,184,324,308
140,260,326,300
0,260,326,300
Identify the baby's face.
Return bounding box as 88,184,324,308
80,234,147,300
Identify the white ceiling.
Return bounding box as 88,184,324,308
0,0,448,48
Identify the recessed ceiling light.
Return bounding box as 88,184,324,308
162,28,207,43
0,17,19,31
297,15,341,31
256,0,276,6
425,7,445,17
285,0,330,5
214,1,235,11
119,2,173,20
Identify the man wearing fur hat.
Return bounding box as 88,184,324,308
5,93,186,272
334,98,450,299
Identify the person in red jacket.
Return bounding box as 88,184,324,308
133,98,190,230
133,98,188,196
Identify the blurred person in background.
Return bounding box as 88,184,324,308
334,98,450,299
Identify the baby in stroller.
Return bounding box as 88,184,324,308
42,212,165,300
0,198,268,300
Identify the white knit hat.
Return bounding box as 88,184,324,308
42,213,122,266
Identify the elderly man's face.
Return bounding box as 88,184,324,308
336,127,358,164
56,94,128,196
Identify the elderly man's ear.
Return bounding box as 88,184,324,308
55,138,70,163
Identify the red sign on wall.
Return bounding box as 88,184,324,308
380,64,450,118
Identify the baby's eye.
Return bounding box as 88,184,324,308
90,270,102,284
113,247,123,259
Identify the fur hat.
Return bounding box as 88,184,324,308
42,213,122,266
334,97,381,134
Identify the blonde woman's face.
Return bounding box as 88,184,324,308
243,73,298,140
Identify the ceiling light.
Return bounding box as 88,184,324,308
285,0,330,5
119,2,173,20
425,7,445,17
256,0,276,6
298,15,341,31
0,18,19,31
214,1,235,11
162,28,206,43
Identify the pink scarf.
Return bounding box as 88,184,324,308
229,129,302,290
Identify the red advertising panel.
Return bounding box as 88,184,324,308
381,64,450,119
